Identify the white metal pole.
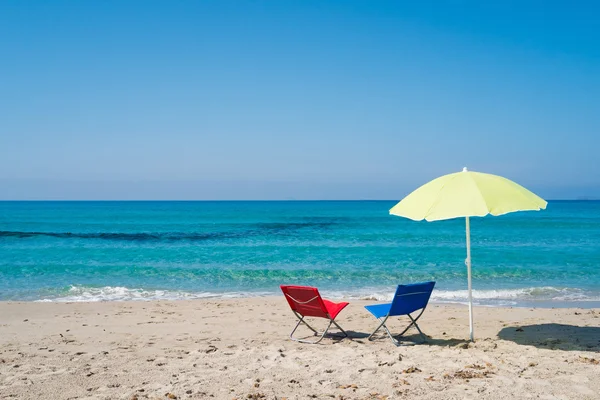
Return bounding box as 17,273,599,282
466,216,474,341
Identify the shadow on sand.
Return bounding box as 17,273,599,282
344,331,470,347
498,324,600,352
343,330,370,340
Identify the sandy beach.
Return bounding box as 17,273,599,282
0,299,598,400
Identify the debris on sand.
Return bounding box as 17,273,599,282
464,364,486,370
444,368,494,380
338,384,358,389
578,356,599,365
392,379,410,387
205,345,218,353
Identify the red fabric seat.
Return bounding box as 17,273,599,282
322,299,349,320
280,285,348,319
280,285,349,344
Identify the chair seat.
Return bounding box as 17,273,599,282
323,299,349,320
280,285,350,344
364,282,435,346
365,303,392,319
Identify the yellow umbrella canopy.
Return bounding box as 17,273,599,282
390,168,547,340
390,167,547,221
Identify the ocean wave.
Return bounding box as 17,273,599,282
324,286,600,306
35,285,600,305
35,286,272,302
432,287,597,302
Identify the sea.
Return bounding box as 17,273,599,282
1,201,599,307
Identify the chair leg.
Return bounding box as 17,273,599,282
368,309,428,346
290,319,333,344
292,311,318,334
331,320,348,338
381,321,402,346
396,308,427,337
289,314,347,344
408,314,427,342
368,316,390,340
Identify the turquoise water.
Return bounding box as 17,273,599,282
1,201,599,307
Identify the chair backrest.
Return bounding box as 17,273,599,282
388,281,436,316
280,285,329,318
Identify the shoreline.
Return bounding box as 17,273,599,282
1,298,599,399
6,290,600,310
6,299,600,310
5,282,600,310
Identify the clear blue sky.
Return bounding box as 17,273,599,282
1,1,598,200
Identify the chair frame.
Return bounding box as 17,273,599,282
366,284,435,346
284,293,348,344
368,306,428,346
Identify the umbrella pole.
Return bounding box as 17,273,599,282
466,216,474,341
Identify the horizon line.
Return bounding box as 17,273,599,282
0,199,594,202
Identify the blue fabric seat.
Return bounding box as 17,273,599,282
364,281,435,346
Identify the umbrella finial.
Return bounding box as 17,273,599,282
463,167,468,172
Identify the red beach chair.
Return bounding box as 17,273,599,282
280,285,349,344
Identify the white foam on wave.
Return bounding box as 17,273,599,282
432,287,597,302
35,285,272,303
326,286,600,306
36,285,600,305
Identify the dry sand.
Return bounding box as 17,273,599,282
0,298,599,400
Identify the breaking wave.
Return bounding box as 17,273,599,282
35,285,274,302
35,285,600,306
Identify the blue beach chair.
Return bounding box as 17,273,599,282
364,281,436,346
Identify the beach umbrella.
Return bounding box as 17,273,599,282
390,167,547,341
